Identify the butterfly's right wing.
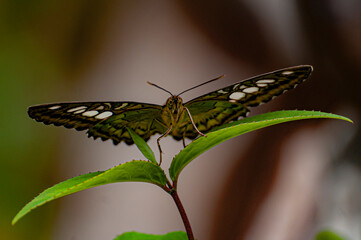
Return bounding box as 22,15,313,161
28,102,167,145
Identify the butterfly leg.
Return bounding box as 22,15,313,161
157,126,173,166
184,107,207,137
181,130,189,148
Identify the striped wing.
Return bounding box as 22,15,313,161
175,65,313,139
28,102,166,145
171,100,248,140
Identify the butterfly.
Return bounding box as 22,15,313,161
28,65,312,164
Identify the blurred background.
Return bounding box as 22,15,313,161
1,1,360,239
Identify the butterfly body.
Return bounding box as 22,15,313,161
161,96,186,130
28,65,312,147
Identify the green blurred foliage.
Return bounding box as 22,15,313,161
0,1,80,239
315,230,346,240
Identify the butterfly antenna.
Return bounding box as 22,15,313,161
147,81,173,96
177,75,225,96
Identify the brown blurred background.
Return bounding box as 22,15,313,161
1,1,360,240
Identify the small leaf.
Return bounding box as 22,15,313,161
114,231,188,240
315,230,346,240
169,110,352,181
13,161,167,225
127,127,157,164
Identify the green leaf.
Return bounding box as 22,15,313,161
315,230,346,240
13,160,168,225
114,231,188,240
127,127,157,164
169,110,352,181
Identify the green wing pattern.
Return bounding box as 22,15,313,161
88,106,167,145
28,102,164,145
176,65,312,138
171,100,248,140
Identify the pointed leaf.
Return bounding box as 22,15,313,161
13,160,167,225
169,110,352,181
127,127,157,164
114,231,188,240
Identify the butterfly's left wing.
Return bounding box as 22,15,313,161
174,65,312,139
28,101,167,145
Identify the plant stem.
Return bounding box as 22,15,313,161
171,190,194,240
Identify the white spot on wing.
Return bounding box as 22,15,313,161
96,106,104,110
95,111,113,119
256,79,275,84
49,105,61,110
229,92,246,100
282,71,293,75
218,89,228,94
257,83,267,87
74,109,86,114
114,103,128,110
82,110,99,117
233,84,240,90
243,87,259,93
68,106,87,112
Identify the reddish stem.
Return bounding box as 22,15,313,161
170,190,194,240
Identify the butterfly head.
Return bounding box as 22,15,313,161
166,96,184,117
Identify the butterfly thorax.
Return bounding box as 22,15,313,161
163,96,185,125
